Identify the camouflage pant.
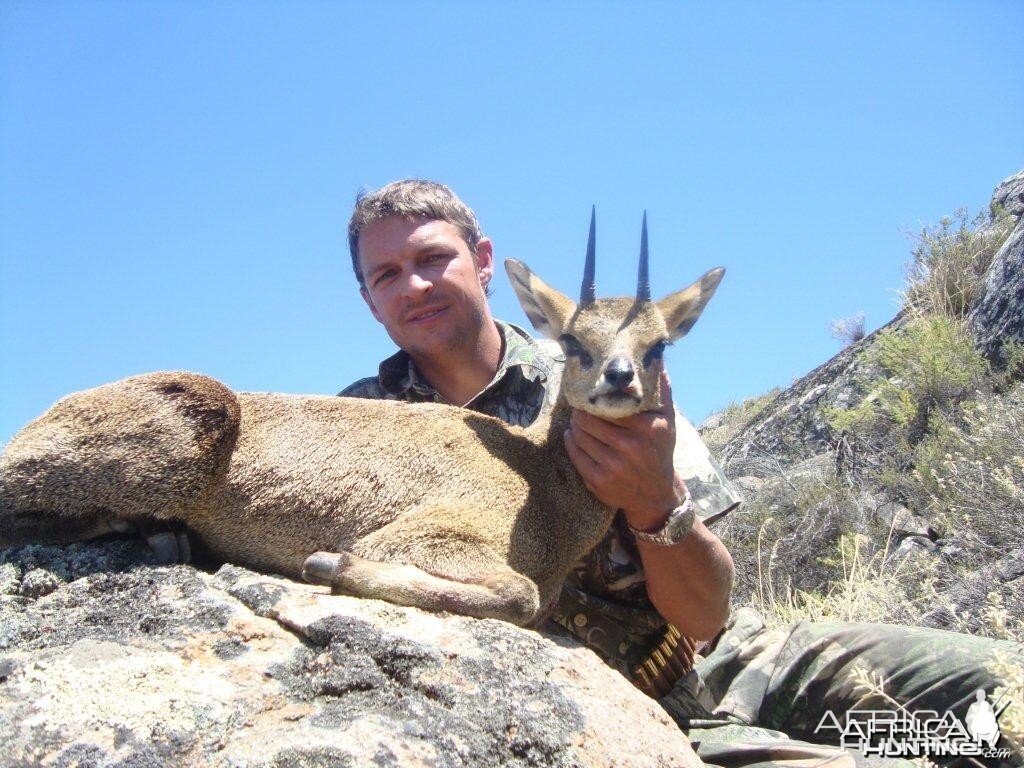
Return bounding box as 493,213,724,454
659,608,1023,768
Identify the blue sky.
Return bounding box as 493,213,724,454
2,1,1022,444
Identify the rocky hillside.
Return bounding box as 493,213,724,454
719,170,1023,475
708,170,1024,634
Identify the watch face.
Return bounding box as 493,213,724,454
665,503,695,543
667,511,688,536
630,498,694,545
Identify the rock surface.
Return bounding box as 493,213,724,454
717,314,904,478
991,169,1024,220
0,539,698,768
970,170,1024,363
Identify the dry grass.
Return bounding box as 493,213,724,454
906,384,1024,564
750,526,933,630
830,312,866,346
719,468,865,609
902,206,1014,319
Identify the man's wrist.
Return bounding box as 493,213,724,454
623,478,688,531
624,506,674,533
628,489,696,547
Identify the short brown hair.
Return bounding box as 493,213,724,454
348,180,483,287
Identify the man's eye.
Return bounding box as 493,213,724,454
642,340,669,368
373,269,397,286
558,334,593,370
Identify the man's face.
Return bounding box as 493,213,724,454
357,216,494,361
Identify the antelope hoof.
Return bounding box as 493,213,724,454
146,531,190,564
175,531,191,563
302,551,344,585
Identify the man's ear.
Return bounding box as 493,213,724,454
505,259,576,339
475,237,495,292
656,267,725,341
360,286,384,325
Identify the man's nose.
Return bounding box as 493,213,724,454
401,271,433,298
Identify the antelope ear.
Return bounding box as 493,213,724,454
656,267,725,341
505,259,577,340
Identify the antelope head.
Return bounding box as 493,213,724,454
506,208,724,418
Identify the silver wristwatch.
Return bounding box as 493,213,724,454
628,490,695,547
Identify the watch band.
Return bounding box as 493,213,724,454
628,490,695,547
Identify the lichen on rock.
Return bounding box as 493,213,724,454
0,540,699,767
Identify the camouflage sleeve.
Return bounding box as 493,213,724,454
674,410,742,526
337,377,389,399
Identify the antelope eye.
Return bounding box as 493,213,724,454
642,340,669,368
558,334,593,370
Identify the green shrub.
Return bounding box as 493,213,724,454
874,315,987,414
826,314,988,445
994,339,1024,390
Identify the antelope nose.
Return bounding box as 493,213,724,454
604,357,634,388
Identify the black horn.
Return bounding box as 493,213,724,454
580,206,596,306
636,211,651,302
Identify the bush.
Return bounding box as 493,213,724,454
902,207,1014,319
750,531,935,629
719,468,886,612
825,314,988,447
994,339,1024,390
830,312,866,346
906,385,1024,562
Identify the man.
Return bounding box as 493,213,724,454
342,180,736,660
341,180,1019,768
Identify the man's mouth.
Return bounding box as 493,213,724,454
405,305,448,324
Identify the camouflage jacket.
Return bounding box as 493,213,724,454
341,320,742,693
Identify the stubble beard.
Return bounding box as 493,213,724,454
400,298,490,363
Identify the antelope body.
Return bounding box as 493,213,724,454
0,214,723,626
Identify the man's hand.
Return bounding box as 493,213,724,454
564,371,733,640
563,371,682,530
